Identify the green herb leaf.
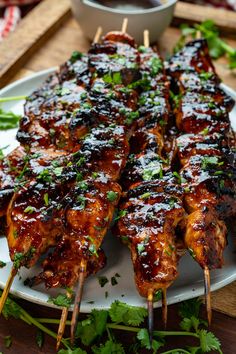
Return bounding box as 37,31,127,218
4,335,12,348
179,298,202,319
48,293,73,308
92,339,125,354
36,329,44,348
106,191,118,202
109,301,147,326
24,206,36,214
0,108,21,130
0,260,6,268
137,328,164,352
198,329,222,352
58,348,87,354
98,276,109,288
76,309,108,346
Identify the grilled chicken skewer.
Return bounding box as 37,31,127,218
115,31,186,343
167,39,236,324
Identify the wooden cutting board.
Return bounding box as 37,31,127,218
0,0,235,318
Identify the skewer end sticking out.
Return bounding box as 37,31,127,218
121,18,128,33
70,260,87,345
204,267,212,326
56,291,72,351
93,26,103,44
147,289,154,346
0,266,17,315
143,30,150,48
162,288,168,329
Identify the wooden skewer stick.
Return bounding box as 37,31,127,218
93,26,103,44
70,259,87,345
0,266,17,314
121,18,128,34
162,288,168,329
56,290,73,351
204,267,212,326
147,289,154,346
143,30,150,48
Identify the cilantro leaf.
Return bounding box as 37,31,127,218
179,298,202,319
36,329,44,348
137,328,164,353
198,330,222,353
76,309,108,346
109,301,147,326
2,295,23,320
48,293,73,308
180,316,200,332
4,335,12,348
58,349,87,354
92,339,125,354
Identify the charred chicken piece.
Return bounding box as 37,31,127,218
166,39,215,79
35,245,106,288
116,175,185,297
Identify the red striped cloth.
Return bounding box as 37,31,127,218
0,0,40,39
181,0,236,11
0,0,40,7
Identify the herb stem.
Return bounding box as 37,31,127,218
19,310,69,348
36,318,71,326
0,95,27,102
160,349,190,354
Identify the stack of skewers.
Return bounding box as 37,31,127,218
0,21,235,350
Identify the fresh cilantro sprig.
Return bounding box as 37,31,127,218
175,20,236,69
0,108,21,130
1,292,223,354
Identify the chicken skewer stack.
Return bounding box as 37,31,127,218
115,32,186,340
1,24,180,347
167,39,236,324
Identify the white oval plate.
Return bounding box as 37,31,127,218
0,69,235,312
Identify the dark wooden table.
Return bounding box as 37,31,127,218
0,1,235,353
0,299,235,353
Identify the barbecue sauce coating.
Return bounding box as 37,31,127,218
115,45,186,297
117,177,185,297
168,39,236,270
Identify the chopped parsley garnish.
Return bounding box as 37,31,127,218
24,206,36,214
103,72,122,85
153,290,162,302
48,293,73,308
111,277,118,286
199,71,214,80
70,50,83,63
149,57,163,77
106,191,118,202
98,276,109,288
13,230,18,239
43,193,49,207
201,156,219,170
0,260,6,268
76,196,86,210
13,252,24,269
56,87,71,96
54,166,63,176
4,335,12,348
140,192,151,200
37,169,52,183
115,210,127,220
142,162,162,181
201,127,209,135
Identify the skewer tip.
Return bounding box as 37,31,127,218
147,289,154,346
0,266,17,315
121,18,128,34
93,26,103,44
70,261,87,345
162,288,168,329
143,29,150,48
56,291,72,350
204,267,212,326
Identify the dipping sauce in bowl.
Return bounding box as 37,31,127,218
71,0,177,44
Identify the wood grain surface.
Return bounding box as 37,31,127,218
175,1,236,36
0,0,71,88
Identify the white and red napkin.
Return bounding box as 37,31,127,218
0,0,40,40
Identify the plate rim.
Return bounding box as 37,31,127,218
0,68,235,312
